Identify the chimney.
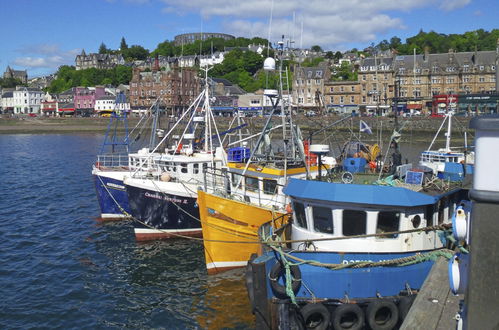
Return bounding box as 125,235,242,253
424,46,429,62
153,55,160,72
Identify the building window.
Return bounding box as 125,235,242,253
362,74,366,81
350,96,355,103
340,96,344,104
330,96,334,103
330,87,334,92
351,86,355,92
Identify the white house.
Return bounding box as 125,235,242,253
200,52,225,67
12,86,43,114
95,95,130,115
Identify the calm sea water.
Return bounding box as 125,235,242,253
0,134,253,329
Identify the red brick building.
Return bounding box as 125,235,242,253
129,66,200,110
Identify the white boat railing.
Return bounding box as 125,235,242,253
96,153,129,168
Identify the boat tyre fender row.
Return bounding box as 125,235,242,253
269,261,301,299
300,303,331,330
332,304,364,330
366,300,399,330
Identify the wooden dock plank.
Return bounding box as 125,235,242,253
401,257,461,330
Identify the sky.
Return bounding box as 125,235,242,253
0,0,498,77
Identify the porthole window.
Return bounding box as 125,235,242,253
412,215,421,228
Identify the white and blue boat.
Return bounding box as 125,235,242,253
419,111,474,180
92,94,159,220
246,165,469,330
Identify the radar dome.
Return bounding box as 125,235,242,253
263,57,276,71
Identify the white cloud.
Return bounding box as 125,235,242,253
12,44,80,70
156,0,472,50
439,0,471,11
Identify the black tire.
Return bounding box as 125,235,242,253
366,299,399,330
398,295,416,322
300,303,331,330
332,304,364,330
269,261,301,299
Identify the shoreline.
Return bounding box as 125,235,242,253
0,116,473,143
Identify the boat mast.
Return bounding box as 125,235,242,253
445,110,453,152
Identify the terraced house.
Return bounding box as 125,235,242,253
129,66,200,111
358,47,498,114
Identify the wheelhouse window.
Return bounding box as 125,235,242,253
377,211,400,238
193,163,199,174
312,206,334,234
293,202,307,229
245,176,259,192
263,179,277,195
180,163,188,173
343,210,366,236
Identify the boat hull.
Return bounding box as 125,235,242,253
198,190,289,274
126,181,201,241
93,170,130,220
258,250,434,300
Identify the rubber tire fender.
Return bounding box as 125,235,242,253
300,303,331,330
398,295,416,322
366,299,399,330
332,304,364,330
269,261,301,299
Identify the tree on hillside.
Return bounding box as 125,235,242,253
0,77,25,88
122,45,149,61
99,42,109,54
311,45,323,52
120,37,128,50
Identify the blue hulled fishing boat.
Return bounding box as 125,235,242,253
246,159,469,329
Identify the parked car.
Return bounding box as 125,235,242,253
28,113,37,117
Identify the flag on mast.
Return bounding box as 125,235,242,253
360,120,372,134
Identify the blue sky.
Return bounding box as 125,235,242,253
1,0,497,77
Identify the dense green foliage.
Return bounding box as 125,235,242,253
208,48,292,92
375,29,499,54
0,77,25,88
47,65,132,93
331,62,357,81
151,36,269,57
301,57,325,67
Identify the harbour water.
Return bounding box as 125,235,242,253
0,134,253,329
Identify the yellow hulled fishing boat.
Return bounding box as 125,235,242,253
198,190,289,274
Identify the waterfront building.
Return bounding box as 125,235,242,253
41,92,58,116
324,81,362,115
75,50,125,70
359,48,497,114
3,66,28,84
129,66,200,111
74,86,107,115
10,86,44,114
1,89,15,113
173,32,235,46
292,65,331,109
